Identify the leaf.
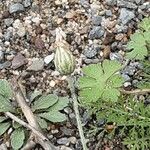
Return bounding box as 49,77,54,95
0,79,12,99
126,32,148,60
0,122,11,136
138,17,150,31
0,116,7,123
78,60,124,103
47,97,69,111
32,94,58,111
11,128,25,150
38,111,67,123
36,116,47,129
0,95,14,112
30,89,42,102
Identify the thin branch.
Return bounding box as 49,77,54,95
120,88,150,95
67,76,88,150
5,112,48,141
11,78,57,150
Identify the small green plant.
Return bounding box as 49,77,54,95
78,60,124,103
78,18,150,149
126,17,150,60
0,79,69,149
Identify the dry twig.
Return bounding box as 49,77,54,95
10,78,57,150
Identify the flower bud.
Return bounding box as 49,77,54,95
54,41,75,75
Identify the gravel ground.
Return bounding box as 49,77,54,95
0,0,150,149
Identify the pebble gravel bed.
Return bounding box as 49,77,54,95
0,0,149,149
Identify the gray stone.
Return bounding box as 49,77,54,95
124,82,131,87
116,24,128,33
89,26,105,39
139,2,150,10
11,53,27,69
9,3,25,14
134,0,142,4
60,127,73,136
23,0,32,7
83,45,100,58
117,0,137,9
119,8,135,25
57,137,69,145
105,10,112,17
123,66,136,76
106,0,117,6
4,18,14,26
109,52,123,62
4,30,13,41
122,73,130,81
0,51,4,62
91,16,102,26
0,61,11,69
80,0,90,8
27,58,44,71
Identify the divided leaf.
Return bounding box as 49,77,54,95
0,79,12,99
78,60,124,103
10,128,25,150
0,95,14,112
32,94,58,111
126,32,148,60
0,122,11,136
138,17,150,31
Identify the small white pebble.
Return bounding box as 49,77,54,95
49,80,56,87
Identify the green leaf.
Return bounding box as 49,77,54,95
78,60,124,103
12,122,22,129
36,116,47,129
0,79,12,99
0,95,14,112
30,89,42,102
11,128,25,150
0,122,11,136
38,111,67,123
126,32,148,60
32,94,58,111
138,17,150,31
47,97,69,111
0,116,7,123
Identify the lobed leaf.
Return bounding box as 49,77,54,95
78,60,124,103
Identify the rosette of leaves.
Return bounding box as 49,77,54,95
126,17,150,60
31,93,69,128
0,79,69,149
78,60,124,104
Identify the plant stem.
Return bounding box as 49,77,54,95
119,88,150,95
67,76,88,150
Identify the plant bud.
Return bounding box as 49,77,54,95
54,41,75,75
